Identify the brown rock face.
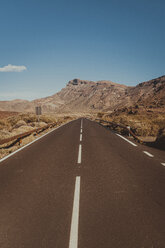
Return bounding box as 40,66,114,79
0,76,164,113
128,75,165,108
54,78,129,112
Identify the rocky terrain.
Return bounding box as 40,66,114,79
0,113,76,159
0,75,164,114
126,76,165,109
98,106,165,136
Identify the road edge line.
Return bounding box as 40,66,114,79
0,120,75,163
116,133,137,147
143,151,154,158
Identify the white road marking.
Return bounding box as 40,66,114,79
161,163,165,166
80,134,82,142
77,144,82,164
81,119,83,129
0,120,75,163
116,134,137,147
80,128,83,134
69,176,81,248
143,151,154,158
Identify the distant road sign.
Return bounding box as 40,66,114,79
35,106,42,115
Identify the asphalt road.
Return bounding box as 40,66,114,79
0,118,165,248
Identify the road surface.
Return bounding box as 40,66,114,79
0,118,165,248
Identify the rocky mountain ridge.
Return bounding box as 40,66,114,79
0,76,164,113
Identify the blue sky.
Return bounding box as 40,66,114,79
0,0,165,100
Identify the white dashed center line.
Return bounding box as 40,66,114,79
81,119,83,129
143,151,154,158
80,134,82,142
161,163,165,166
77,144,82,164
80,128,83,134
69,176,81,248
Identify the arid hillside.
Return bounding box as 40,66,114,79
0,76,164,113
126,75,165,109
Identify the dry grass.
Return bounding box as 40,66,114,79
0,112,76,159
0,111,19,119
96,107,165,138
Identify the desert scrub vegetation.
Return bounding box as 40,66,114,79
0,112,75,159
97,107,165,138
0,113,73,134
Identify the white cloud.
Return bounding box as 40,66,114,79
0,64,27,72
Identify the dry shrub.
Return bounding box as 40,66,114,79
14,120,27,128
97,110,165,137
0,112,75,159
0,130,12,139
12,126,34,136
0,119,11,130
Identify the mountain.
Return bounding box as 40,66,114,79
0,76,164,113
128,75,165,108
50,79,129,112
0,100,32,112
